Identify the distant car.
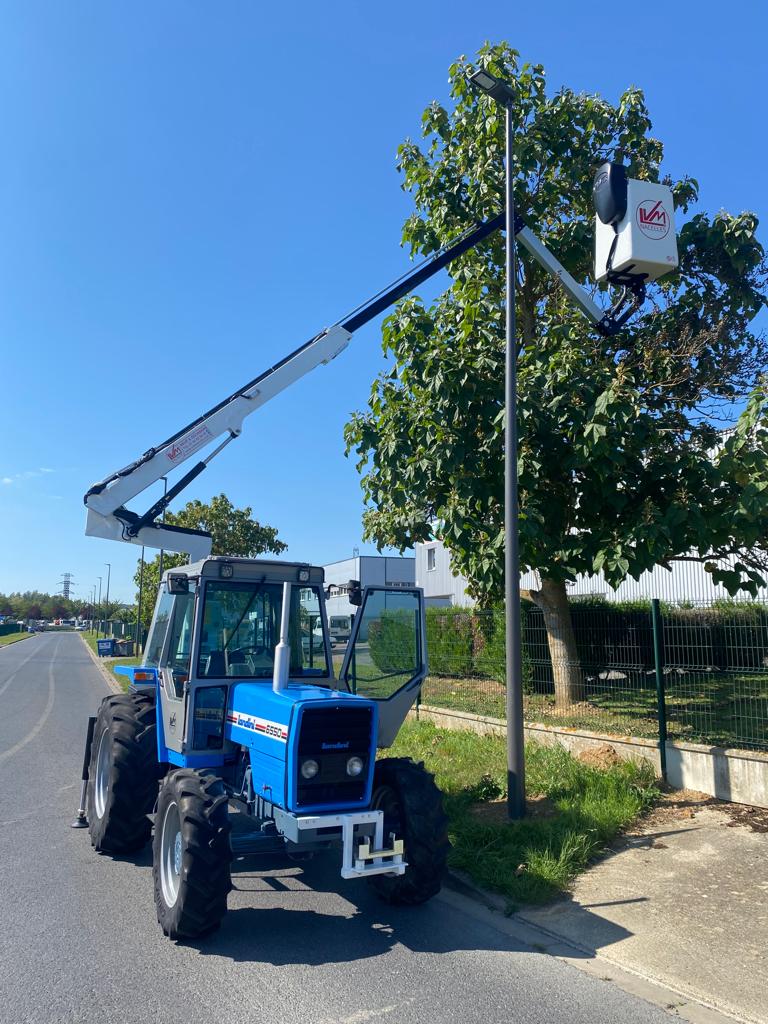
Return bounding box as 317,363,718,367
75,624,86,631
300,628,335,655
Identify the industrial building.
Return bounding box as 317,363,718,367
415,539,766,606
323,555,416,639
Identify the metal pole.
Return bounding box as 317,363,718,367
137,545,145,653
504,100,526,820
96,577,102,637
104,563,111,638
158,476,168,581
651,598,668,782
70,716,96,828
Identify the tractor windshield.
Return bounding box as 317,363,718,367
197,581,329,681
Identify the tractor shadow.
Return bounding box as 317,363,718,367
187,854,617,966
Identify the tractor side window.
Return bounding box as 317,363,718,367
344,590,422,699
165,591,195,698
144,587,174,668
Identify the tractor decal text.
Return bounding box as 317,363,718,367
226,711,288,742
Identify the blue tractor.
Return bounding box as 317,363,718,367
78,557,448,939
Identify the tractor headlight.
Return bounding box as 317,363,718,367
346,756,364,777
300,758,320,779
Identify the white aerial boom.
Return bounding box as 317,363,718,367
84,162,677,558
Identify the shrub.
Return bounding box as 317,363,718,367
426,606,474,676
368,610,418,673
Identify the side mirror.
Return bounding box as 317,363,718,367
347,580,363,607
167,573,189,594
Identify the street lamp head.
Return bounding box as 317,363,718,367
467,68,515,106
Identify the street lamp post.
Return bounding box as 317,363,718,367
158,476,168,581
137,545,145,653
96,577,102,638
468,67,526,819
104,563,111,639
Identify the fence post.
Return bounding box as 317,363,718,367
651,598,668,782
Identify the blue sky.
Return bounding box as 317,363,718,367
1,1,766,603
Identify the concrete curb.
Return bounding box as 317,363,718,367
79,634,123,694
412,704,768,808
443,870,751,1024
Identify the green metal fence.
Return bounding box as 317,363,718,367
0,622,24,637
420,600,768,754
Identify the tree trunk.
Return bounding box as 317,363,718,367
531,578,584,709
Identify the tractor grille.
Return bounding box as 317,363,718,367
296,705,373,808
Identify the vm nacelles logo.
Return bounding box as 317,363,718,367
636,199,670,239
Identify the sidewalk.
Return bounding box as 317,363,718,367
515,792,768,1024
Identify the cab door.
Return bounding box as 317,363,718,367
144,584,196,756
339,587,426,747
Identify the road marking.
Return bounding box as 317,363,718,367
0,639,44,699
0,640,57,765
315,1002,414,1024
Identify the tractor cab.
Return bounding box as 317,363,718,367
123,556,426,766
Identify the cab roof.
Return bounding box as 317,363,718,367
163,556,324,585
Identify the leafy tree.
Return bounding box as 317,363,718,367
100,599,126,621
134,494,287,628
345,42,768,707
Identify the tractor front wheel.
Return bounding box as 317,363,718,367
367,757,450,905
152,769,232,940
87,692,159,854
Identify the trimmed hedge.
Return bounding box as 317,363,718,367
424,599,768,686
369,610,418,674
425,606,533,688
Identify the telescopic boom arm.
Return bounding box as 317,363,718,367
84,213,637,558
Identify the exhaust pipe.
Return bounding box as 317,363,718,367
70,716,96,828
272,581,292,695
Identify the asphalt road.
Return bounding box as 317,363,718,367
0,633,672,1024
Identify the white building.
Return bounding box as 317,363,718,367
323,555,416,636
416,539,766,606
416,541,474,607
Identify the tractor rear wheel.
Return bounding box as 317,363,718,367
367,757,450,905
87,692,159,854
152,769,232,940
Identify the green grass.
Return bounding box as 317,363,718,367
0,631,33,647
81,631,140,691
388,720,659,906
421,670,768,751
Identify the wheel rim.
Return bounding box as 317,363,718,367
160,800,182,908
94,728,111,820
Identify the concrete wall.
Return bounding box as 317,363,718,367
409,704,768,809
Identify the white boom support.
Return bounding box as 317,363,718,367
85,324,352,557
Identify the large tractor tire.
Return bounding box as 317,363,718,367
367,757,450,906
152,769,232,940
87,691,160,854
